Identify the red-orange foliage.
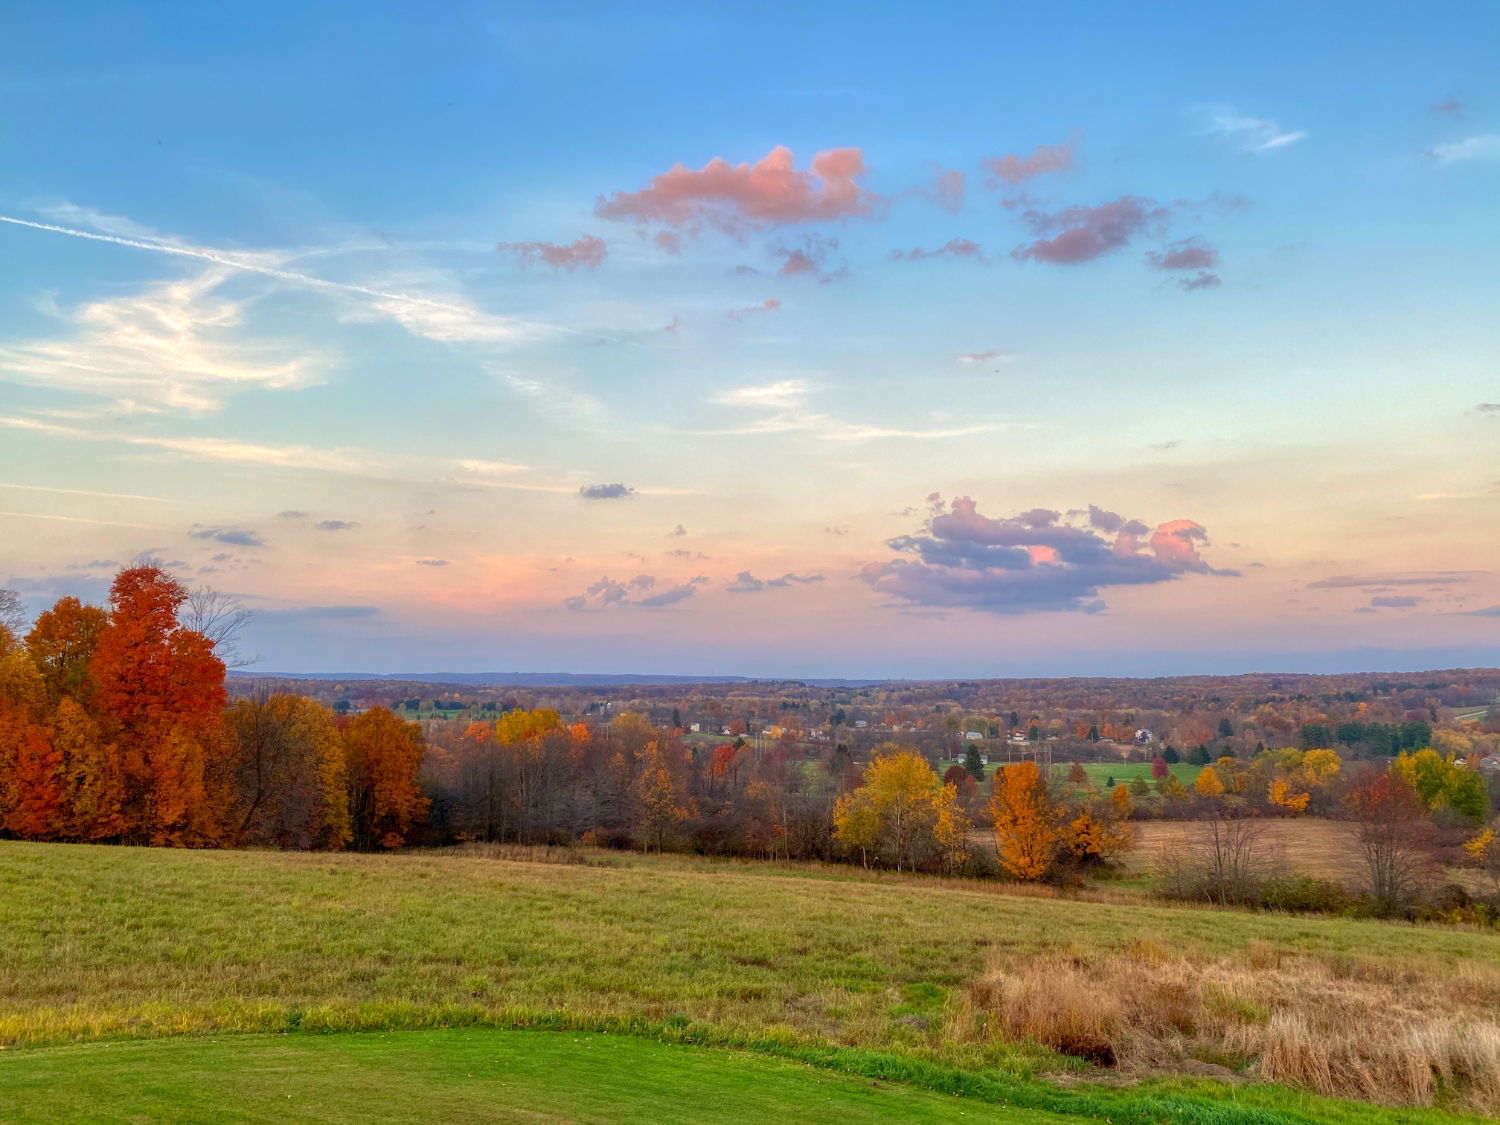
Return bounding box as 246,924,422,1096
0,705,62,839
88,567,227,844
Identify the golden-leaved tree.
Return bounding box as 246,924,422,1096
832,747,971,872
989,760,1060,880
343,707,428,849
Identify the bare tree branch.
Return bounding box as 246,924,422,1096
182,585,259,669
0,588,27,640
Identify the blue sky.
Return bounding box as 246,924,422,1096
1,1,1497,676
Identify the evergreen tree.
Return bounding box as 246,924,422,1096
963,742,985,782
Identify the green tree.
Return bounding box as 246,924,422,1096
963,743,985,782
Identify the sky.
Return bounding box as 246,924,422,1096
1,1,1498,678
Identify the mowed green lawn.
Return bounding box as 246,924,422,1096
0,1030,1065,1125
1069,760,1202,787
939,758,1201,788
3,841,1497,1125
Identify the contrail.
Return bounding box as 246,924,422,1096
0,214,463,310
0,509,168,531
0,481,179,504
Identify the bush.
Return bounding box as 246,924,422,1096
1256,875,1351,914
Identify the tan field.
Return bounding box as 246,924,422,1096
1123,818,1365,882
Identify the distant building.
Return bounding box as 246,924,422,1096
963,731,984,741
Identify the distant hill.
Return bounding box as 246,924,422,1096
229,671,894,688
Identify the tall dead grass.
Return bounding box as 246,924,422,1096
952,938,1500,1113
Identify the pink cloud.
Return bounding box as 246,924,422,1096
654,230,683,254
595,146,879,235
1149,519,1219,571
890,237,986,263
726,297,781,322
1146,238,1219,271
1178,271,1222,292
1011,196,1167,265
496,234,607,270
982,138,1076,184
1431,97,1462,115
779,249,819,276
772,233,844,280
922,165,966,213
662,315,682,333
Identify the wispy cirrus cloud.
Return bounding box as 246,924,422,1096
0,414,578,493
709,379,999,443
1426,135,1500,163
0,210,544,370
1308,571,1482,589
0,267,326,412
1195,105,1307,153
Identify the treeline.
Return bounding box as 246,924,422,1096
0,568,425,849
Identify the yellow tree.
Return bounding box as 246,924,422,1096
52,697,124,841
832,748,968,872
635,740,692,851
1268,776,1311,813
1062,803,1134,866
832,786,882,867
1194,764,1226,798
931,782,973,873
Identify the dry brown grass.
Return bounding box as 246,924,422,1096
1126,818,1363,881
951,940,1500,1113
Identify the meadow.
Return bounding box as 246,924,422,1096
3,841,1500,1123
940,757,1202,789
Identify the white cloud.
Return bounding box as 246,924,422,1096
0,210,548,404
1427,135,1500,163
708,379,998,443
1196,105,1307,153
0,266,325,412
0,414,575,492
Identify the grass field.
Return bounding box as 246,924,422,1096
941,758,1202,788
3,841,1498,1124
0,1030,1072,1125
